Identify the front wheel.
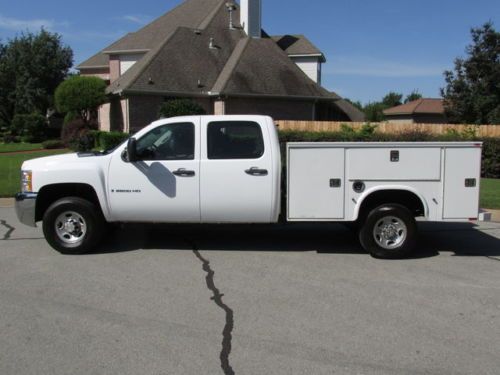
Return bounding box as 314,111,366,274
42,197,105,254
359,204,417,259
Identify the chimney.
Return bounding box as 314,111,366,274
240,0,261,38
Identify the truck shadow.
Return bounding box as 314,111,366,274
95,222,500,259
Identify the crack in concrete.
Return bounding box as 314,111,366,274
190,243,235,375
0,220,15,240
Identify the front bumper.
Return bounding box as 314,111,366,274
15,193,38,227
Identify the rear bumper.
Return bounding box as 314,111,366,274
15,193,38,227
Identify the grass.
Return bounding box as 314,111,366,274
480,178,500,209
0,150,69,197
0,143,43,153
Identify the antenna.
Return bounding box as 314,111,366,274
225,2,237,30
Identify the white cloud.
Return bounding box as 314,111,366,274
325,56,445,78
0,14,56,31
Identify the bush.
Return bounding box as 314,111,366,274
55,76,107,123
10,113,48,142
61,119,97,152
95,131,129,150
3,134,21,143
158,99,206,119
482,138,500,178
42,139,65,149
278,130,500,179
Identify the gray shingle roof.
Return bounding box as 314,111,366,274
77,0,225,69
271,34,325,62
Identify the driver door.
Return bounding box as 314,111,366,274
108,120,200,223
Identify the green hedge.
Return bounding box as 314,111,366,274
278,130,500,179
94,131,129,150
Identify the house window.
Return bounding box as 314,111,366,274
207,121,264,159
136,122,194,160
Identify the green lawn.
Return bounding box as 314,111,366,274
0,143,43,153
0,150,69,197
480,178,500,209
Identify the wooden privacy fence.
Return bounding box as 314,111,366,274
276,121,500,137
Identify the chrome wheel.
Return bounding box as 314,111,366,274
373,216,407,250
54,211,87,244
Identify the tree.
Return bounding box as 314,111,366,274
55,76,107,124
405,90,423,103
158,98,206,119
0,30,73,128
364,102,386,122
344,98,364,112
382,92,403,108
441,22,500,124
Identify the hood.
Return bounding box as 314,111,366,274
21,152,111,172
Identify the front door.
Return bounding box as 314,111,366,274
108,120,200,222
200,118,274,223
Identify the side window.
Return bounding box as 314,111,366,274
207,121,264,160
136,122,195,160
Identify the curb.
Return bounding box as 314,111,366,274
0,198,15,207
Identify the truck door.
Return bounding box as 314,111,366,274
200,118,274,223
108,120,200,222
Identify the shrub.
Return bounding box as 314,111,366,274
61,118,97,152
3,134,15,143
158,99,206,119
10,113,48,142
481,138,500,178
42,139,65,149
95,131,129,150
55,76,107,124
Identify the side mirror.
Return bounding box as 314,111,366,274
127,138,138,162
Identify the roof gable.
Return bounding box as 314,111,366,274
271,34,325,61
384,99,445,115
218,37,327,98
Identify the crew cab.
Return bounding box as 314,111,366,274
15,115,482,258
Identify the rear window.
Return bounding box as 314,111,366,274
207,121,264,160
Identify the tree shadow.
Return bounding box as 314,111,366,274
91,221,499,259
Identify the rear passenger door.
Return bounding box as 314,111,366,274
200,118,273,223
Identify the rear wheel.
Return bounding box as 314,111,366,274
359,204,417,259
42,197,105,254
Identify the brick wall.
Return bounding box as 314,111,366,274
225,97,315,120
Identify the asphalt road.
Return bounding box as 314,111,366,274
1,206,500,375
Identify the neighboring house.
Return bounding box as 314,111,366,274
383,98,447,124
78,0,364,133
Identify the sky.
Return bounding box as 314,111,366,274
0,0,499,104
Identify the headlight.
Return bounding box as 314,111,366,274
21,170,33,193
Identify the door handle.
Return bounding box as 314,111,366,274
173,168,196,177
245,167,268,176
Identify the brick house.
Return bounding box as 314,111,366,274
78,0,364,133
383,98,447,124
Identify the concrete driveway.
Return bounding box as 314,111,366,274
1,206,500,375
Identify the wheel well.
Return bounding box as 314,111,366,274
35,183,102,222
357,190,425,221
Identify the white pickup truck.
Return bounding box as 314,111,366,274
15,115,482,258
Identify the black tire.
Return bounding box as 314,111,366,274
42,197,106,254
359,204,417,259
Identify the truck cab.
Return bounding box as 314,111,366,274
108,115,281,223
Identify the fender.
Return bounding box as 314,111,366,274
353,184,429,221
